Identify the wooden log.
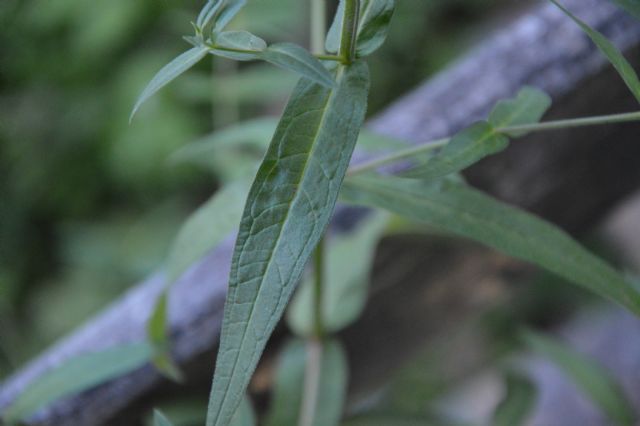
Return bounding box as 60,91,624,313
2,0,640,424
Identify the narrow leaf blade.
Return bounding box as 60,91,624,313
612,0,640,21
402,122,509,180
130,46,209,121
356,0,396,57
341,175,640,315
3,343,153,423
551,0,640,103
325,0,345,54
214,31,267,52
206,62,369,426
489,87,552,137
213,0,248,33
523,331,636,425
259,43,335,88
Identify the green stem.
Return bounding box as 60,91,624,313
348,111,640,175
207,43,342,62
311,0,327,54
500,110,640,134
340,0,360,64
299,339,323,426
312,237,325,339
348,137,450,175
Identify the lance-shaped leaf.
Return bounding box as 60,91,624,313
206,61,369,426
551,0,640,103
211,31,267,61
213,0,248,33
131,46,209,121
3,343,153,423
265,339,348,426
402,122,509,180
287,212,389,336
492,372,537,426
326,0,396,57
197,0,224,30
522,330,636,425
612,0,640,21
259,43,335,88
341,174,640,315
356,0,396,57
489,87,552,137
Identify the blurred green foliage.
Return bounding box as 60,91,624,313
0,0,506,379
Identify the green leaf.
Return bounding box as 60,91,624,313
489,87,552,137
265,339,348,426
356,0,396,57
197,0,224,30
612,0,640,21
230,397,256,426
492,372,537,426
210,31,267,61
213,0,248,33
326,0,396,57
325,0,344,54
550,0,640,103
287,212,388,336
3,343,153,423
154,409,175,426
522,330,636,425
171,120,400,178
341,174,640,315
130,46,209,122
259,43,335,88
402,122,509,180
215,31,267,52
206,61,369,426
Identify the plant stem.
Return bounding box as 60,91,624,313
299,339,323,426
340,0,360,64
348,137,450,175
500,110,640,134
311,0,327,54
312,237,325,339
348,111,640,175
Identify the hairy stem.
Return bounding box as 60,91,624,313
348,111,640,175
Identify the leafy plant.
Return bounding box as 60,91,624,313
4,0,640,425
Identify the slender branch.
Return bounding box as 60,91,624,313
348,111,640,175
339,0,360,64
348,137,450,175
311,0,327,54
500,110,640,134
298,339,323,426
312,237,326,339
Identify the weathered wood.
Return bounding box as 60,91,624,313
2,0,640,424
